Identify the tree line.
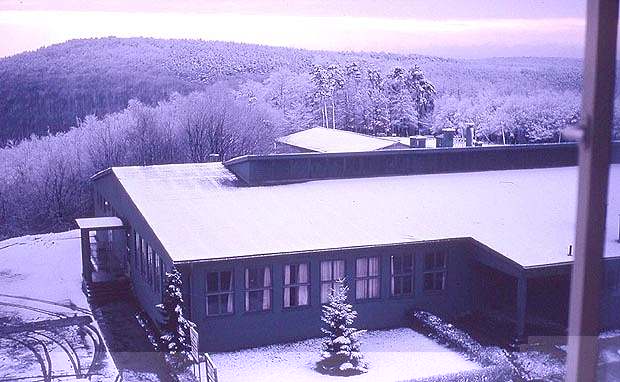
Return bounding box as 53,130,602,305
0,84,282,239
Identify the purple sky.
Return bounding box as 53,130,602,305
0,0,588,58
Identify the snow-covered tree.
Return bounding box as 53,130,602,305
157,268,195,356
387,67,418,137
406,65,437,135
317,282,367,376
366,68,389,135
310,65,331,128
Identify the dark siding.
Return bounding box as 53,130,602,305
226,142,620,186
92,172,174,324
189,241,474,352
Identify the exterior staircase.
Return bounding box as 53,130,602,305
83,277,133,304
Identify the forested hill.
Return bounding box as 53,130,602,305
0,37,584,145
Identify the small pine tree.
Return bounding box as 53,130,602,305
318,281,368,375
156,268,195,356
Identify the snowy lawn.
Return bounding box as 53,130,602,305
211,327,481,382
0,230,118,381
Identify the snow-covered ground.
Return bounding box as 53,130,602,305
0,230,117,381
211,328,481,382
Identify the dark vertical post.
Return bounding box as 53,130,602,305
80,228,92,284
566,0,618,380
516,275,527,340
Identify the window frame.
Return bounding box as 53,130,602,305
244,266,273,313
390,254,415,297
205,269,235,317
423,252,447,292
283,262,311,308
320,259,345,304
355,256,381,301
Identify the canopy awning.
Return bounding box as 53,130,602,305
75,217,124,230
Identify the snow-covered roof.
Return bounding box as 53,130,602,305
107,163,620,268
75,217,124,230
276,127,405,153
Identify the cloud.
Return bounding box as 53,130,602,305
0,10,586,58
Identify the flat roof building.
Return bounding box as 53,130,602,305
79,143,620,351
275,127,409,153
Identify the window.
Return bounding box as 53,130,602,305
391,254,414,296
147,245,154,285
283,263,310,307
155,256,163,293
320,260,345,303
356,257,380,299
140,237,147,276
244,267,272,312
206,270,234,316
133,231,140,269
151,250,160,292
424,252,447,291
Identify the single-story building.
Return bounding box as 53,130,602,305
77,143,620,352
275,127,409,153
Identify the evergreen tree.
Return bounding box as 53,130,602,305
157,268,195,355
317,282,368,376
387,67,418,137
406,65,437,135
366,68,389,135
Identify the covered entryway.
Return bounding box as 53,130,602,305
76,217,130,300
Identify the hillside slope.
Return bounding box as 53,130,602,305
0,37,584,144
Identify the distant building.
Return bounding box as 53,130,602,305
275,127,409,153
77,143,620,352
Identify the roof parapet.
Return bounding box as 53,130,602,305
224,142,617,186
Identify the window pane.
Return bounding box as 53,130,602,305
264,267,272,287
289,286,298,306
334,260,345,279
321,282,332,303
393,277,402,295
435,273,445,290
425,254,434,270
424,273,434,290
221,271,233,291
402,276,413,294
221,293,233,313
206,272,219,292
392,256,402,274
357,279,367,299
298,285,309,305
247,268,262,289
298,263,309,283
207,295,219,315
403,255,413,273
320,261,332,281
289,265,298,284
436,253,446,268
368,257,379,276
248,290,263,311
356,258,368,277
369,278,380,298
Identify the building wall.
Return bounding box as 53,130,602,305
226,142,620,186
92,172,175,323
601,259,620,329
274,142,316,154
183,240,475,352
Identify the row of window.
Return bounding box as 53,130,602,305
206,253,447,316
133,231,164,294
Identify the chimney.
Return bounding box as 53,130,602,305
441,128,456,148
465,123,475,147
